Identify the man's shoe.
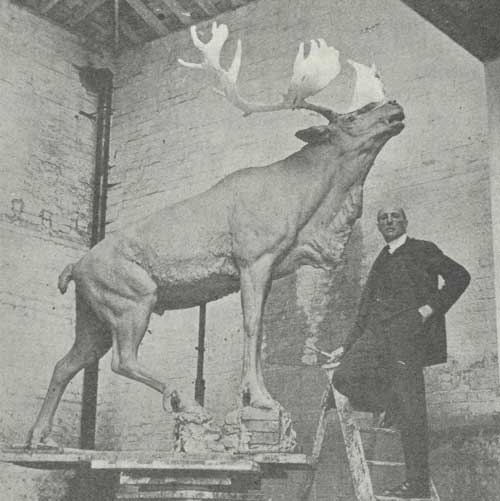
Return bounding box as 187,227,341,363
382,480,431,499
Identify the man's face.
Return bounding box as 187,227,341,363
377,207,408,242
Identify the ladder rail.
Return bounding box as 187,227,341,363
332,384,377,501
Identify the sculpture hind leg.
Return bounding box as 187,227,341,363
27,294,111,448
109,295,167,395
108,297,206,415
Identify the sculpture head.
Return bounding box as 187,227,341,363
295,100,405,153
377,206,408,242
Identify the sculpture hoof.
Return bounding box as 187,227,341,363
250,396,281,410
164,389,177,412
241,383,280,410
168,391,212,424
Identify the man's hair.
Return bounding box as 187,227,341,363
376,207,407,221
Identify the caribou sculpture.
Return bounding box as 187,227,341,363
27,23,404,448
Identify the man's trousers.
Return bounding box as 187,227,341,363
332,309,430,485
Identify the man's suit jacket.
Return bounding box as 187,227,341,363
343,237,471,366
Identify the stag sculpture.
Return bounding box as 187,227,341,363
27,22,404,448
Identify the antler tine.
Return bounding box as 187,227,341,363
179,23,341,121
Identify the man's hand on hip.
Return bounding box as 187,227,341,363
418,304,434,322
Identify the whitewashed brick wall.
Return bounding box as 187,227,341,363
0,3,110,499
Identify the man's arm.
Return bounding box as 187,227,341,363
420,242,471,317
343,317,366,353
342,266,378,352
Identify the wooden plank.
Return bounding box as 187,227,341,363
120,473,232,486
298,375,334,501
0,447,95,469
1,448,311,472
248,453,312,468
228,0,248,8
192,0,218,17
67,0,109,26
119,19,144,45
124,0,169,36
367,460,405,467
39,0,63,14
158,0,191,25
116,490,265,500
333,385,376,501
92,458,260,472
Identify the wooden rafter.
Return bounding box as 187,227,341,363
67,0,109,27
87,18,111,36
158,0,191,25
39,0,63,14
192,0,218,17
119,19,143,45
124,0,169,36
229,0,249,8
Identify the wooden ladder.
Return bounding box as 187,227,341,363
301,366,440,501
329,369,440,501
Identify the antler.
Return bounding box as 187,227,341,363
346,60,386,112
178,22,341,122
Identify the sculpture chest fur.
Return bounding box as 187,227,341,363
27,22,404,448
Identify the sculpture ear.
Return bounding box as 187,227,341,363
295,125,333,144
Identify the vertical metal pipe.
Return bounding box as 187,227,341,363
80,68,114,450
114,0,120,50
195,303,206,405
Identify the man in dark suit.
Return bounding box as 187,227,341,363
331,207,470,499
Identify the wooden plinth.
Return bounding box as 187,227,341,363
1,448,312,500
115,470,263,500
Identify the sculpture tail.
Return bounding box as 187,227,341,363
58,264,74,294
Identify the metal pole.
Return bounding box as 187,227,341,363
195,303,206,405
80,68,114,450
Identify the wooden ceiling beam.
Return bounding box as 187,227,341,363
119,19,143,45
158,0,191,25
124,0,170,36
401,0,500,61
228,0,249,8
39,0,63,14
192,0,219,17
67,0,109,27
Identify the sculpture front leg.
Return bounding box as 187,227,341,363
239,257,280,410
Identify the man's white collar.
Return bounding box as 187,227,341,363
388,233,408,254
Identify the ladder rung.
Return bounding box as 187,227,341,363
376,495,431,501
366,460,405,467
364,427,400,435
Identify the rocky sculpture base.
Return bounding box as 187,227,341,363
173,405,297,454
222,406,297,453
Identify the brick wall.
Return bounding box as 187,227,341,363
485,57,500,385
0,3,111,498
107,0,499,498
